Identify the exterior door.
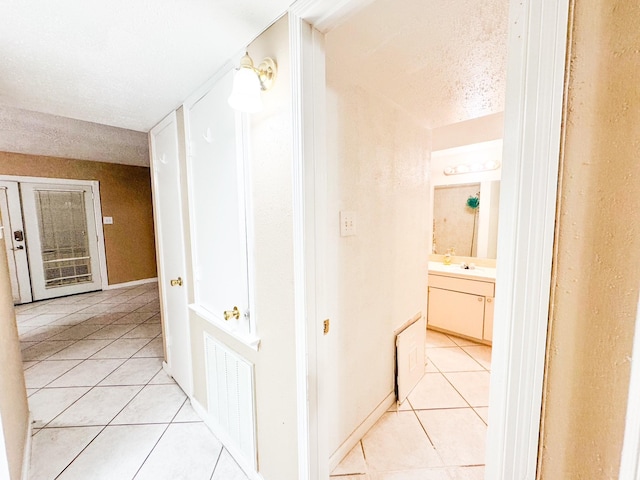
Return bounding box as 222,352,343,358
149,112,193,395
20,182,102,300
0,181,31,304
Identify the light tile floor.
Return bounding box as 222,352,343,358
331,329,491,480
16,283,250,480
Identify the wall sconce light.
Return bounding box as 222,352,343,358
227,52,277,113
443,160,501,176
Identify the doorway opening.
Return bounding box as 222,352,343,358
0,176,107,304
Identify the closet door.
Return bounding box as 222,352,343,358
21,182,102,300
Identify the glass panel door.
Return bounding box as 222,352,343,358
21,182,102,300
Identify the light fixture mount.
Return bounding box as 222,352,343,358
228,52,278,113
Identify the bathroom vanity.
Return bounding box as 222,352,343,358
427,261,496,344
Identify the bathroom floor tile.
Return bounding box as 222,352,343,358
416,408,487,466
47,324,104,341
332,442,368,475
174,399,202,423
148,368,176,385
408,373,467,410
57,424,167,480
474,407,488,424
444,371,491,407
134,423,222,480
112,311,155,324
22,340,76,361
427,347,484,373
448,466,485,479
82,312,128,325
133,337,164,357
121,323,162,339
425,330,457,348
461,345,492,370
47,339,112,360
372,468,452,480
361,411,443,471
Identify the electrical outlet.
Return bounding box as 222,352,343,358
340,211,356,236
103,217,113,225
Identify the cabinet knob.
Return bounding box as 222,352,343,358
477,297,483,302
487,298,493,303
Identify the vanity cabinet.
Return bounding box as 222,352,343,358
427,271,495,343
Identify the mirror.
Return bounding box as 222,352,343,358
432,181,500,259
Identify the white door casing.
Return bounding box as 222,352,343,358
20,182,102,300
289,0,570,479
149,111,193,395
183,67,253,343
0,181,31,304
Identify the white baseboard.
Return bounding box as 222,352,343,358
21,412,33,480
329,391,395,472
191,398,264,480
104,277,158,290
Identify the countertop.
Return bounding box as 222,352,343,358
428,261,497,282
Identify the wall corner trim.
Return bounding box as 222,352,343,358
21,412,32,480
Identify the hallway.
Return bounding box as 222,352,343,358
16,283,248,480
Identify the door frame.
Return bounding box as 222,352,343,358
288,0,570,479
0,175,108,295
620,291,640,479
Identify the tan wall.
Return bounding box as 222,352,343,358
538,1,640,478
0,219,29,479
189,16,299,480
0,151,157,285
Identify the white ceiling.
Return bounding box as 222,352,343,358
326,0,509,129
0,0,294,133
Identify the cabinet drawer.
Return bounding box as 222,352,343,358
428,274,494,297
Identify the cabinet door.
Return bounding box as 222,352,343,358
428,287,485,339
483,296,494,342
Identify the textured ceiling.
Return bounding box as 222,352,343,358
0,0,293,133
326,0,509,129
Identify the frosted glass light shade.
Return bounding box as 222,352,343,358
228,66,263,113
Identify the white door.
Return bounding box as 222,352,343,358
185,69,251,338
150,112,193,395
20,182,102,300
0,181,31,304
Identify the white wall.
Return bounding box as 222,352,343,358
324,73,431,454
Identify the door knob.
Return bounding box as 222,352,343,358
11,245,24,251
223,306,240,321
170,277,183,287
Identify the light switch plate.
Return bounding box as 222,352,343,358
340,211,356,236
103,216,113,225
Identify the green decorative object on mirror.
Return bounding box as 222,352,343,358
466,195,480,210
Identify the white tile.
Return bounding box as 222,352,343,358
135,423,222,480
20,325,71,342
48,359,125,387
330,476,369,480
75,303,114,315
99,357,163,386
133,337,164,358
474,407,488,424
48,324,104,341
361,411,443,471
21,341,38,351
82,312,128,325
50,385,142,426
122,323,162,339
57,424,167,480
112,384,186,424
47,339,113,360
22,340,75,361
24,360,82,388
28,387,90,427
461,345,492,370
444,371,491,407
112,311,156,324
448,336,482,347
408,373,467,410
23,361,39,370
148,368,176,385
173,399,202,423
48,313,97,326
91,338,152,359
448,466,485,480
426,330,457,348
332,442,367,475
211,449,249,480
19,313,68,326
416,408,487,466
374,469,452,480
27,388,39,397
86,324,136,339
427,347,484,373
29,426,103,480
143,314,161,324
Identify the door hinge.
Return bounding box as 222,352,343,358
323,319,330,335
